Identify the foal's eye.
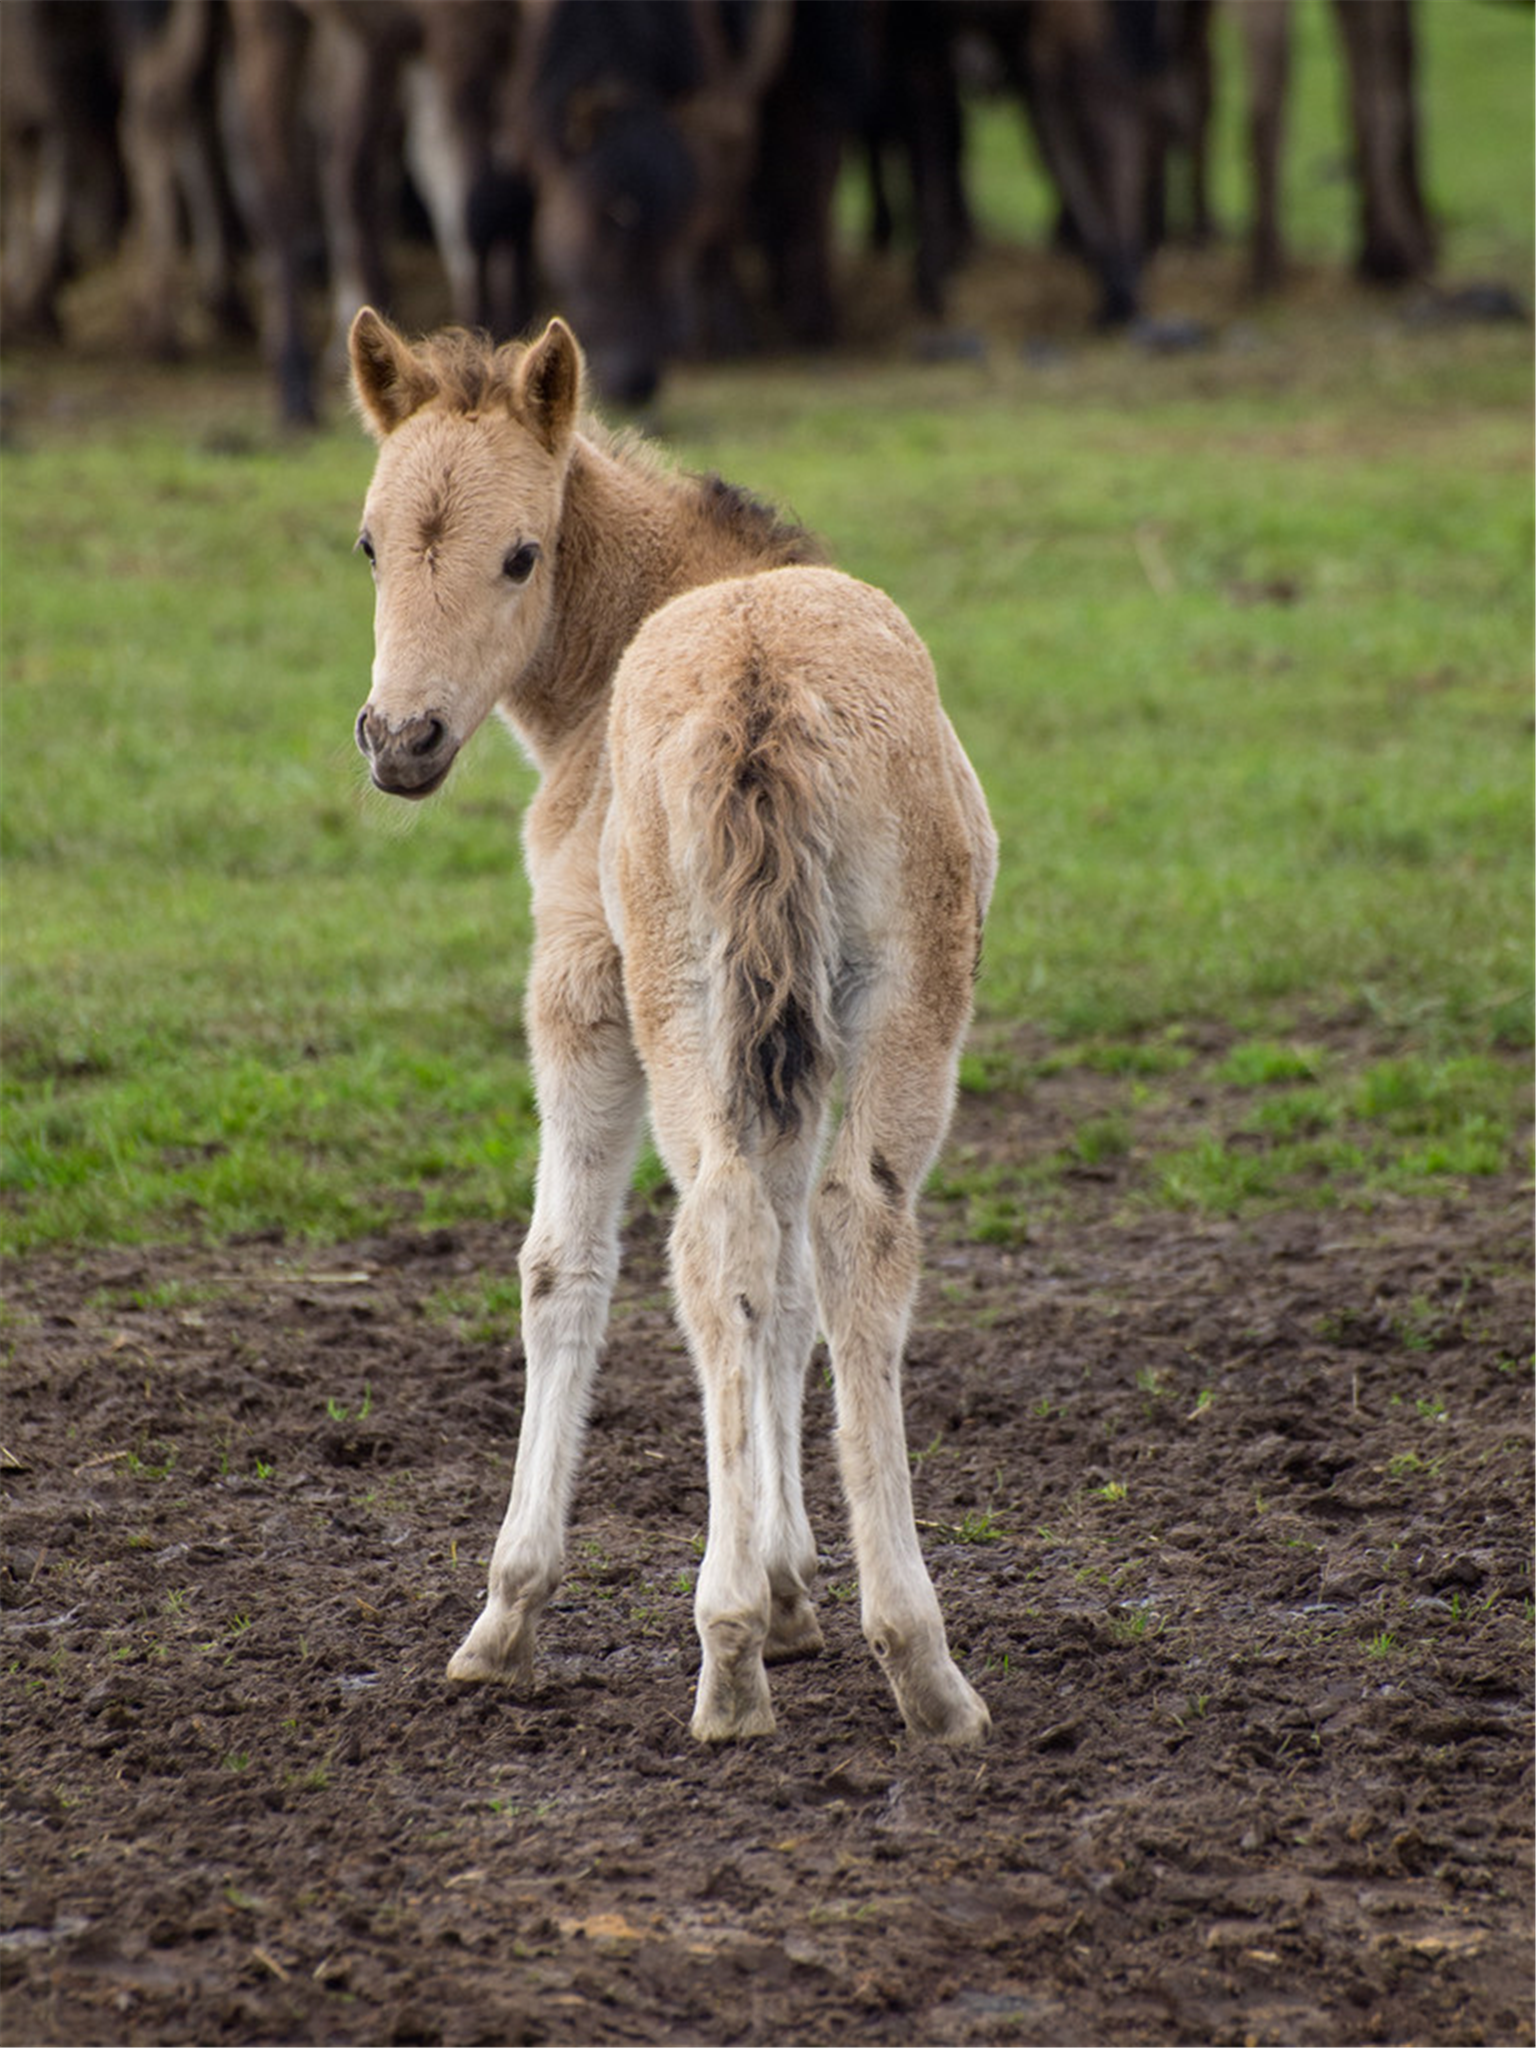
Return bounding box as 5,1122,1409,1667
502,541,540,585
356,532,376,567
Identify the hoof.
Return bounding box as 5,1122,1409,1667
872,1627,992,1746
691,1646,775,1742
691,1695,777,1743
446,1608,535,1689
445,1644,514,1686
900,1668,991,1746
919,1690,992,1747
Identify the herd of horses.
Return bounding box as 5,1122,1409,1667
2,0,1435,416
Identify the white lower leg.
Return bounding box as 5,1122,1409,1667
838,1393,990,1743
449,1018,643,1688
756,1240,823,1663
815,1172,990,1744
447,1242,614,1686
672,1160,781,1740
692,1426,775,1740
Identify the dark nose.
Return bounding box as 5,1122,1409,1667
355,704,457,798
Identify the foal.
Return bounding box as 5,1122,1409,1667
350,309,997,1745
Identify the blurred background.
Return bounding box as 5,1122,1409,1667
3,0,1530,419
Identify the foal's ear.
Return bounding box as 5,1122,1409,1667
515,319,582,454
349,307,436,438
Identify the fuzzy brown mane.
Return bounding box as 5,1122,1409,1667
691,472,826,571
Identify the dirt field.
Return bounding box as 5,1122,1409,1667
3,1055,1532,2048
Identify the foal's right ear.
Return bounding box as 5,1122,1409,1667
349,307,436,438
515,318,582,454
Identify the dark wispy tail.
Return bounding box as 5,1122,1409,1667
687,668,836,1139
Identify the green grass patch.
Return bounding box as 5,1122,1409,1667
1215,1042,1325,1088
1150,1132,1367,1216
425,1275,523,1346
935,1036,1530,1227
928,1153,1038,1249
1147,1048,1529,1215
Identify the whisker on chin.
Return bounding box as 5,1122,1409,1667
349,762,424,839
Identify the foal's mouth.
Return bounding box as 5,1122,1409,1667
370,756,455,801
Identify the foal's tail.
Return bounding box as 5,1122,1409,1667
688,674,837,1141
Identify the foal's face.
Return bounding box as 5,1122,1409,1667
356,409,567,797
349,310,582,799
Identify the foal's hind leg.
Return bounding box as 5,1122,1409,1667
812,1009,991,1746
755,1147,825,1667
647,1055,825,1738
448,977,646,1689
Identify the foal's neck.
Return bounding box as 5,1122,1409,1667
504,433,804,766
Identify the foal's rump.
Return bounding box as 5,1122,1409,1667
603,565,992,1141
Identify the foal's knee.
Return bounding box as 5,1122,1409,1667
517,1231,618,1333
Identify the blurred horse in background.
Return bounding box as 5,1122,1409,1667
224,0,531,425
1,0,246,355
456,0,869,404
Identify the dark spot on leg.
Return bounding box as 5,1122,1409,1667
528,1263,558,1302
870,1151,901,1205
737,1294,756,1325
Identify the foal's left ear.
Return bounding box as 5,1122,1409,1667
349,307,436,438
515,319,582,454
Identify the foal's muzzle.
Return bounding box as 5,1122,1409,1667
355,704,458,799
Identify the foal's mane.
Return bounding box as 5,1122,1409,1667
689,470,826,572
589,419,831,573
579,416,825,572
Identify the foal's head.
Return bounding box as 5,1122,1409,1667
349,309,582,798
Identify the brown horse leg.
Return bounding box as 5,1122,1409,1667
1331,0,1433,284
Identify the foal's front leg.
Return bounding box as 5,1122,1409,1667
448,1002,645,1688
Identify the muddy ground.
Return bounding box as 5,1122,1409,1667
3,1059,1532,2048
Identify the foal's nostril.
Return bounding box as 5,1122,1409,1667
355,706,372,755
411,717,447,759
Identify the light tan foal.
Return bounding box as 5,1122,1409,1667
349,307,996,1744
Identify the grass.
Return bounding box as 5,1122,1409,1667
1,3,1531,1254
424,1275,523,1345
933,1039,1530,1240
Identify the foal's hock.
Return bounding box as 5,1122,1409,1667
350,308,997,1743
